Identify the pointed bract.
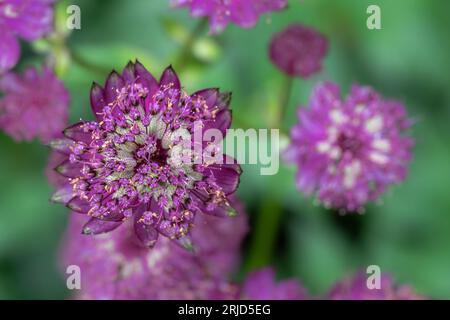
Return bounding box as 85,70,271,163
159,65,181,92
90,82,106,120
82,218,122,235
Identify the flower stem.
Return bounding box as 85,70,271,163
277,75,294,127
244,76,294,272
244,199,283,272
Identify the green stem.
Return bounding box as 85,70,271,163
277,75,294,127
244,75,294,272
244,199,283,272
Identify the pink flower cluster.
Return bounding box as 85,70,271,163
0,66,69,143
0,0,55,72
172,0,288,34
285,82,413,212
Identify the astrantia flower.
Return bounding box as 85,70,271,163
269,24,328,78
172,0,288,34
328,272,425,300
61,198,248,299
0,0,55,72
240,267,308,300
0,66,69,143
50,61,241,249
285,82,413,212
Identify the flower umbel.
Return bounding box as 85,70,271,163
0,66,69,143
285,82,413,212
172,0,288,34
51,61,241,249
0,0,55,72
269,23,328,78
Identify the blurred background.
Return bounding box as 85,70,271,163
0,0,449,299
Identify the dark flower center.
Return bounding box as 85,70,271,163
337,133,362,156
135,137,169,166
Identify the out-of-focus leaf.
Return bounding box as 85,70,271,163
192,38,221,63
70,44,160,74
161,16,190,45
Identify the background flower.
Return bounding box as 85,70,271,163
328,271,425,300
0,0,55,72
61,198,248,299
285,82,413,212
269,23,328,78
0,66,69,143
172,0,288,34
240,267,308,300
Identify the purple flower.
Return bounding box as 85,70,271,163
269,24,328,78
240,267,308,300
50,61,241,249
285,82,413,212
172,0,288,34
0,0,55,72
61,197,248,299
328,272,425,300
0,66,69,143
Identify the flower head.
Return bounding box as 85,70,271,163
328,271,425,300
285,82,413,212
61,198,248,299
172,0,288,34
0,0,55,72
269,23,328,78
51,61,241,249
240,267,308,300
0,66,69,143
